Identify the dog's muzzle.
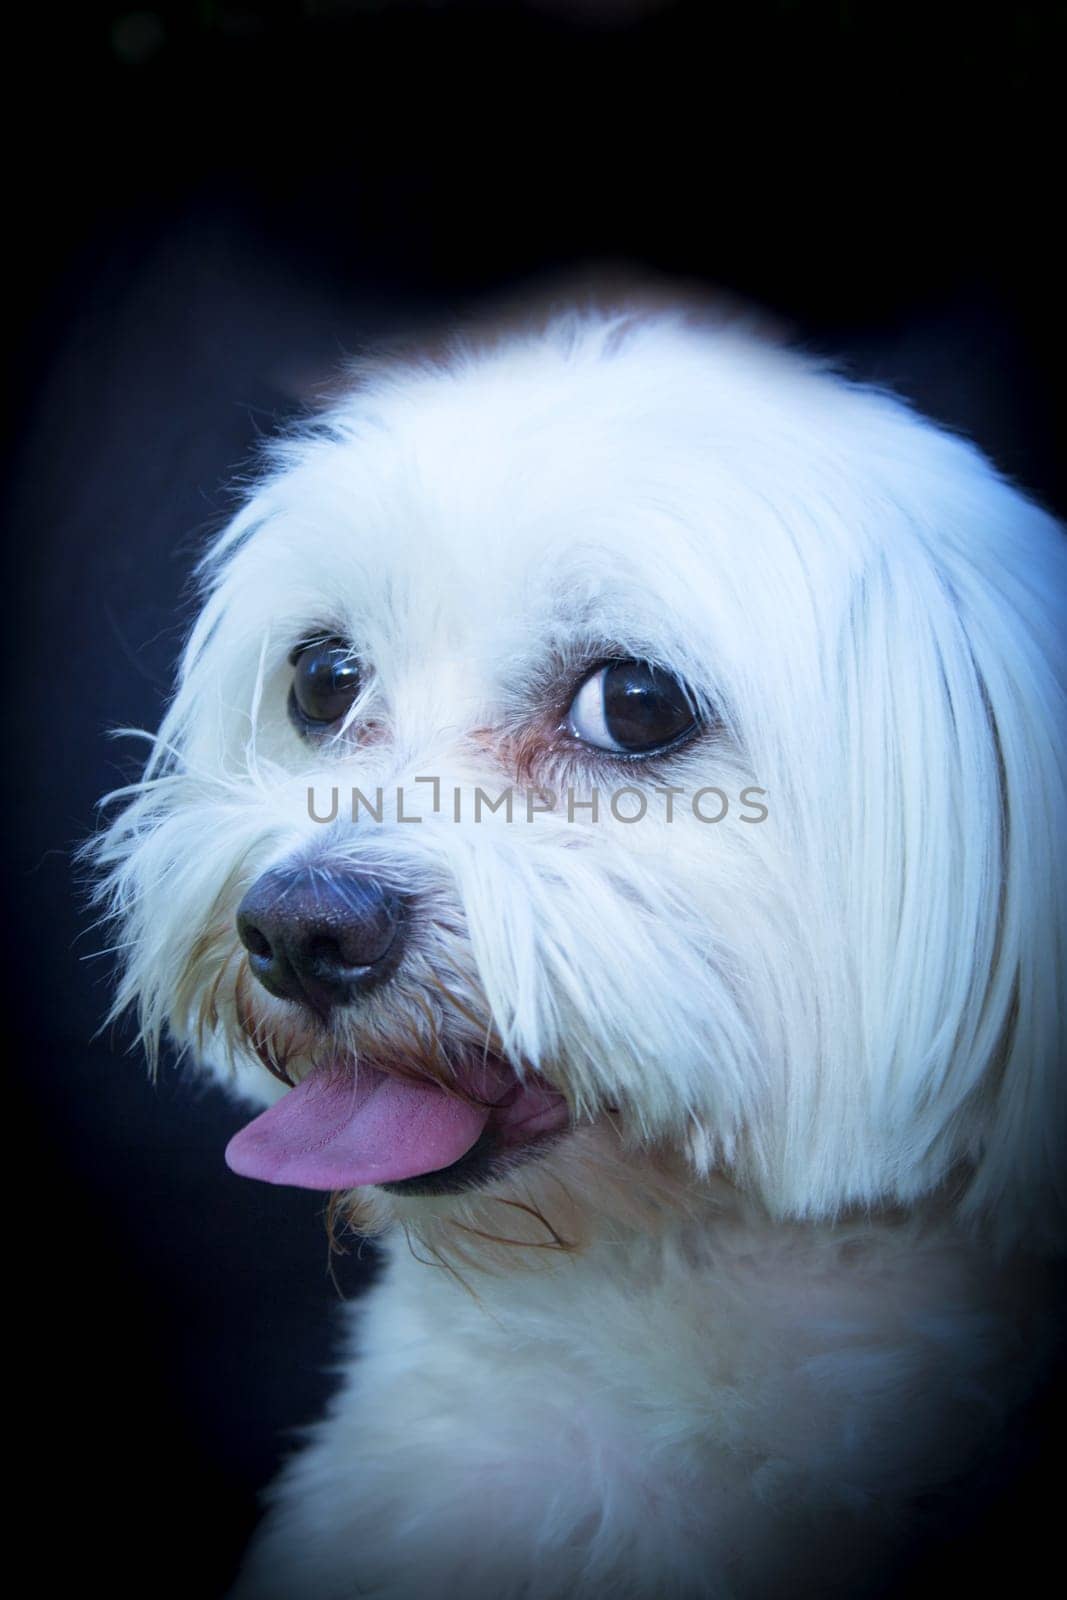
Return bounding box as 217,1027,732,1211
227,862,572,1194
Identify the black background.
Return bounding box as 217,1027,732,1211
5,2,1064,1595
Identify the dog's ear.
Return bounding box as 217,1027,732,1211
840,465,1066,1250
88,486,302,1107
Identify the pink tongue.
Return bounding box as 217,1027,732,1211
225,1064,493,1190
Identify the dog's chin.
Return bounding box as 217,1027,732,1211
376,1122,569,1197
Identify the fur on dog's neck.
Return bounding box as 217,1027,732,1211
335,1119,994,1281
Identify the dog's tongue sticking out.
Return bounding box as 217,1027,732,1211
225,1059,523,1190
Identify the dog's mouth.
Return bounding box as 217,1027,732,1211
224,1051,570,1193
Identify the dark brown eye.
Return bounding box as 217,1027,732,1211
568,661,698,754
289,638,362,730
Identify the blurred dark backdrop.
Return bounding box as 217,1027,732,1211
4,2,1064,1595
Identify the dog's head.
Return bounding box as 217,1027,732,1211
94,311,1066,1253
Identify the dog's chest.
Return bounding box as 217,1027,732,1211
243,1224,1043,1598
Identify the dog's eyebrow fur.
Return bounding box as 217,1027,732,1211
287,633,340,665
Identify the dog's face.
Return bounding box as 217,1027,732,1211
97,313,1066,1247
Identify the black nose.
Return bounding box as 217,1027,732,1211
236,865,405,1014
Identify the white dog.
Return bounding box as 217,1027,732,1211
95,308,1065,1598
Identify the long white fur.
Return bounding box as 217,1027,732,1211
93,310,1066,1597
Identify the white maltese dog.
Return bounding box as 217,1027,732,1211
95,308,1065,1598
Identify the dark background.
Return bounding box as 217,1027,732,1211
5,2,1064,1594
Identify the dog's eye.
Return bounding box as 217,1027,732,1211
289,638,362,730
567,661,698,755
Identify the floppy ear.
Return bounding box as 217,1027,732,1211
949,520,1067,1251
842,466,1067,1251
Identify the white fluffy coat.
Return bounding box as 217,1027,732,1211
95,310,1066,1598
